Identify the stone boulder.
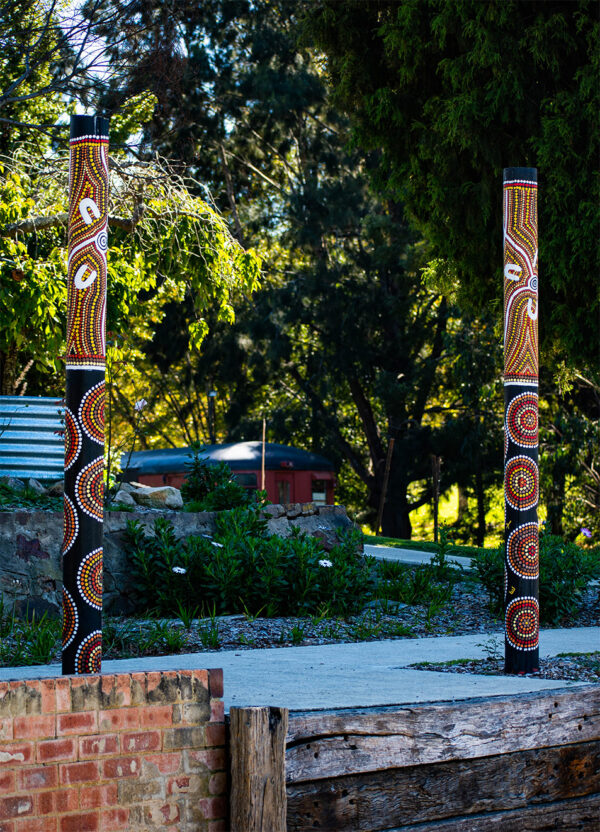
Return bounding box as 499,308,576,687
27,478,47,495
131,485,183,510
113,489,136,507
47,480,64,496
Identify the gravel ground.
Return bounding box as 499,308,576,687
103,580,600,682
410,653,600,683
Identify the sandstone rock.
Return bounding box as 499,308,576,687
27,478,47,495
132,486,183,510
116,482,137,494
47,480,64,496
114,489,136,507
301,502,317,516
261,504,286,519
0,476,25,492
285,502,302,519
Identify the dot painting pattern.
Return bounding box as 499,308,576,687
505,596,539,651
506,392,538,448
62,116,107,675
507,523,539,579
504,455,539,511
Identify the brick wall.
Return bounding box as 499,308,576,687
0,669,226,832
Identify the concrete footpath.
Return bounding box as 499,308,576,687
1,627,597,712
364,542,473,570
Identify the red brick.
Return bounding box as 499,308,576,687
99,808,129,831
54,680,70,714
120,731,160,753
36,739,76,764
36,789,78,816
0,796,33,820
208,669,223,698
185,748,226,772
0,720,13,742
0,743,33,767
59,813,98,832
79,783,117,810
13,716,55,741
97,708,138,732
209,772,227,795
0,821,13,832
79,734,118,758
0,773,14,794
210,699,225,722
102,757,141,779
138,706,172,729
144,753,181,775
57,712,97,736
166,775,190,795
208,822,228,832
59,761,99,785
205,723,226,747
114,677,131,708
18,767,57,791
192,670,208,690
146,673,163,697
197,796,227,820
39,681,56,716
14,819,57,832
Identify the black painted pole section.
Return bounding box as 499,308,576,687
503,167,539,674
62,115,109,674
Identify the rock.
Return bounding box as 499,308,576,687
364,599,408,614
0,476,26,492
285,502,302,519
131,486,183,510
27,478,47,495
301,502,317,516
114,489,136,507
116,482,137,494
261,504,286,519
47,480,64,496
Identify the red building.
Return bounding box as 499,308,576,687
123,441,336,505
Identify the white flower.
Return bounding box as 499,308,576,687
134,398,148,412
211,541,224,549
172,566,187,574
318,559,333,568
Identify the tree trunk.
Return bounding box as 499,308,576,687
475,466,485,547
0,345,18,395
547,468,565,536
457,485,468,521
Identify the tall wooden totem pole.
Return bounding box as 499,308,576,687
503,167,539,675
62,115,109,675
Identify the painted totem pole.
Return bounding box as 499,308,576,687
62,115,109,675
503,167,539,675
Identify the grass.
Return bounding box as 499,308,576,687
364,534,496,559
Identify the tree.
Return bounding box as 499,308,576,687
306,0,600,370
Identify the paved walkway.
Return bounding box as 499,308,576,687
1,627,597,712
364,543,473,570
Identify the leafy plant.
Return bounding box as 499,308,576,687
181,443,252,511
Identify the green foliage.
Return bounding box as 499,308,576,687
473,532,600,624
307,0,599,369
0,481,62,511
181,444,252,511
0,603,61,667
124,507,372,618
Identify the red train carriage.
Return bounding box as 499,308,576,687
122,441,336,505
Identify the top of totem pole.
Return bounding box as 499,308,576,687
70,114,109,140
503,167,537,183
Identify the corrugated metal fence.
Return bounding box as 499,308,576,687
0,396,64,481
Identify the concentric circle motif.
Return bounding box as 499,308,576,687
64,407,81,470
504,427,508,461
62,587,78,649
505,596,539,651
77,548,103,610
506,392,538,448
79,381,105,445
75,630,102,674
62,494,79,555
505,455,538,511
75,457,104,521
507,523,539,579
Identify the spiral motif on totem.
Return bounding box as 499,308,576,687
505,596,539,651
505,455,538,511
79,381,105,445
62,493,79,555
62,587,79,649
64,408,81,470
506,392,538,449
75,630,102,674
75,457,104,521
507,523,539,580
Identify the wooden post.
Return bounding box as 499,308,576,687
230,706,288,832
62,115,109,675
375,437,395,536
261,417,266,491
503,167,539,675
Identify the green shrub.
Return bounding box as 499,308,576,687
124,506,372,618
180,443,251,511
472,532,600,624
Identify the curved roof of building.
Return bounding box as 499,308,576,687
122,442,335,475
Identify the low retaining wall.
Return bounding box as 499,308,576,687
229,687,600,831
0,503,354,616
0,668,226,832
